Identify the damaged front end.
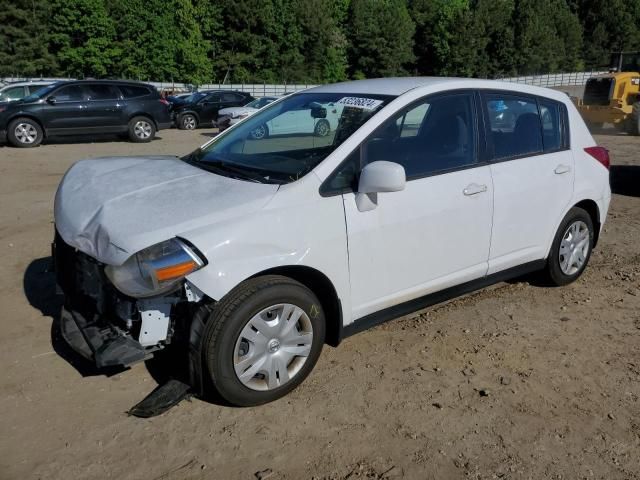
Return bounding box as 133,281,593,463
53,231,206,369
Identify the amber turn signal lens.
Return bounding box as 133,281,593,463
155,260,198,282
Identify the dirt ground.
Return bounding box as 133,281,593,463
0,128,639,480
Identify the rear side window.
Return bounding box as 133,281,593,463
119,85,151,98
485,95,542,159
85,84,119,100
221,93,241,102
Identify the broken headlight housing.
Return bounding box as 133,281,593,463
105,238,206,298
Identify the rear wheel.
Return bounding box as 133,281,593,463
544,207,594,286
7,117,43,147
128,116,156,142
202,275,325,406
250,124,268,139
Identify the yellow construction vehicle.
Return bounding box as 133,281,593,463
575,52,640,135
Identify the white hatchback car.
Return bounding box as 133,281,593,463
54,78,611,407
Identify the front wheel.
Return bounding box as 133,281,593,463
128,116,156,142
179,113,198,130
544,207,594,286
7,117,43,147
314,119,330,137
202,275,325,406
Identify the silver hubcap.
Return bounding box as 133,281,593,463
14,123,38,144
559,220,590,275
251,125,266,139
316,122,329,136
234,303,313,391
183,116,196,129
134,120,152,138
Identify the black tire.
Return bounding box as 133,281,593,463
544,207,594,286
7,117,43,148
629,103,640,136
314,119,330,137
178,113,198,130
128,116,156,143
249,123,269,140
201,275,325,406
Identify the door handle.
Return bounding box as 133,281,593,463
554,164,571,174
463,183,488,196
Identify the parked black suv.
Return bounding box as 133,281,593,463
0,80,172,147
173,90,254,130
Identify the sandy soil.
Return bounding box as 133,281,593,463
0,128,639,480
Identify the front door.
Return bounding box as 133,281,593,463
42,84,89,132
342,92,494,321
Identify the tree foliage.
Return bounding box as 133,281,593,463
0,0,638,82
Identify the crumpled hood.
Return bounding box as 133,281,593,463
218,106,258,117
54,156,279,265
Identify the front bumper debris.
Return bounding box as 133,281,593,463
60,305,147,368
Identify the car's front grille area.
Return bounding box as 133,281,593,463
53,231,135,322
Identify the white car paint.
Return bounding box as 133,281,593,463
55,77,611,335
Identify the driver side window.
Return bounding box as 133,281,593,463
323,93,478,194
364,93,477,179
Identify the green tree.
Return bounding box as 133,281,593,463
348,0,415,78
0,0,57,77
49,0,119,78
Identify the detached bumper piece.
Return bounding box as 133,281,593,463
60,306,146,368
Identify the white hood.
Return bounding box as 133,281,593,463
54,156,279,265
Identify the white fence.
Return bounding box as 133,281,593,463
497,71,607,88
2,71,607,95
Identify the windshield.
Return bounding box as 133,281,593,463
22,83,60,102
184,92,207,103
246,97,276,109
184,92,394,184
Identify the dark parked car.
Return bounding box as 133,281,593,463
172,90,254,130
0,80,172,147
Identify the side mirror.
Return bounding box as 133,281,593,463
46,96,57,105
356,161,406,212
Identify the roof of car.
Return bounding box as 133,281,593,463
0,80,54,88
306,77,567,101
49,79,156,88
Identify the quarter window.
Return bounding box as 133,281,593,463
538,99,563,152
119,85,150,98
485,95,542,159
363,93,477,178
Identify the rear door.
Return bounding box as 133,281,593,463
482,92,574,273
82,84,124,130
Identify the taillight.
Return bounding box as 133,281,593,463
584,146,610,170
159,98,169,106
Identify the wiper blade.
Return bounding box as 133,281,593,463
192,158,278,184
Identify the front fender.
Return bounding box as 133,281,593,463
181,188,352,323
